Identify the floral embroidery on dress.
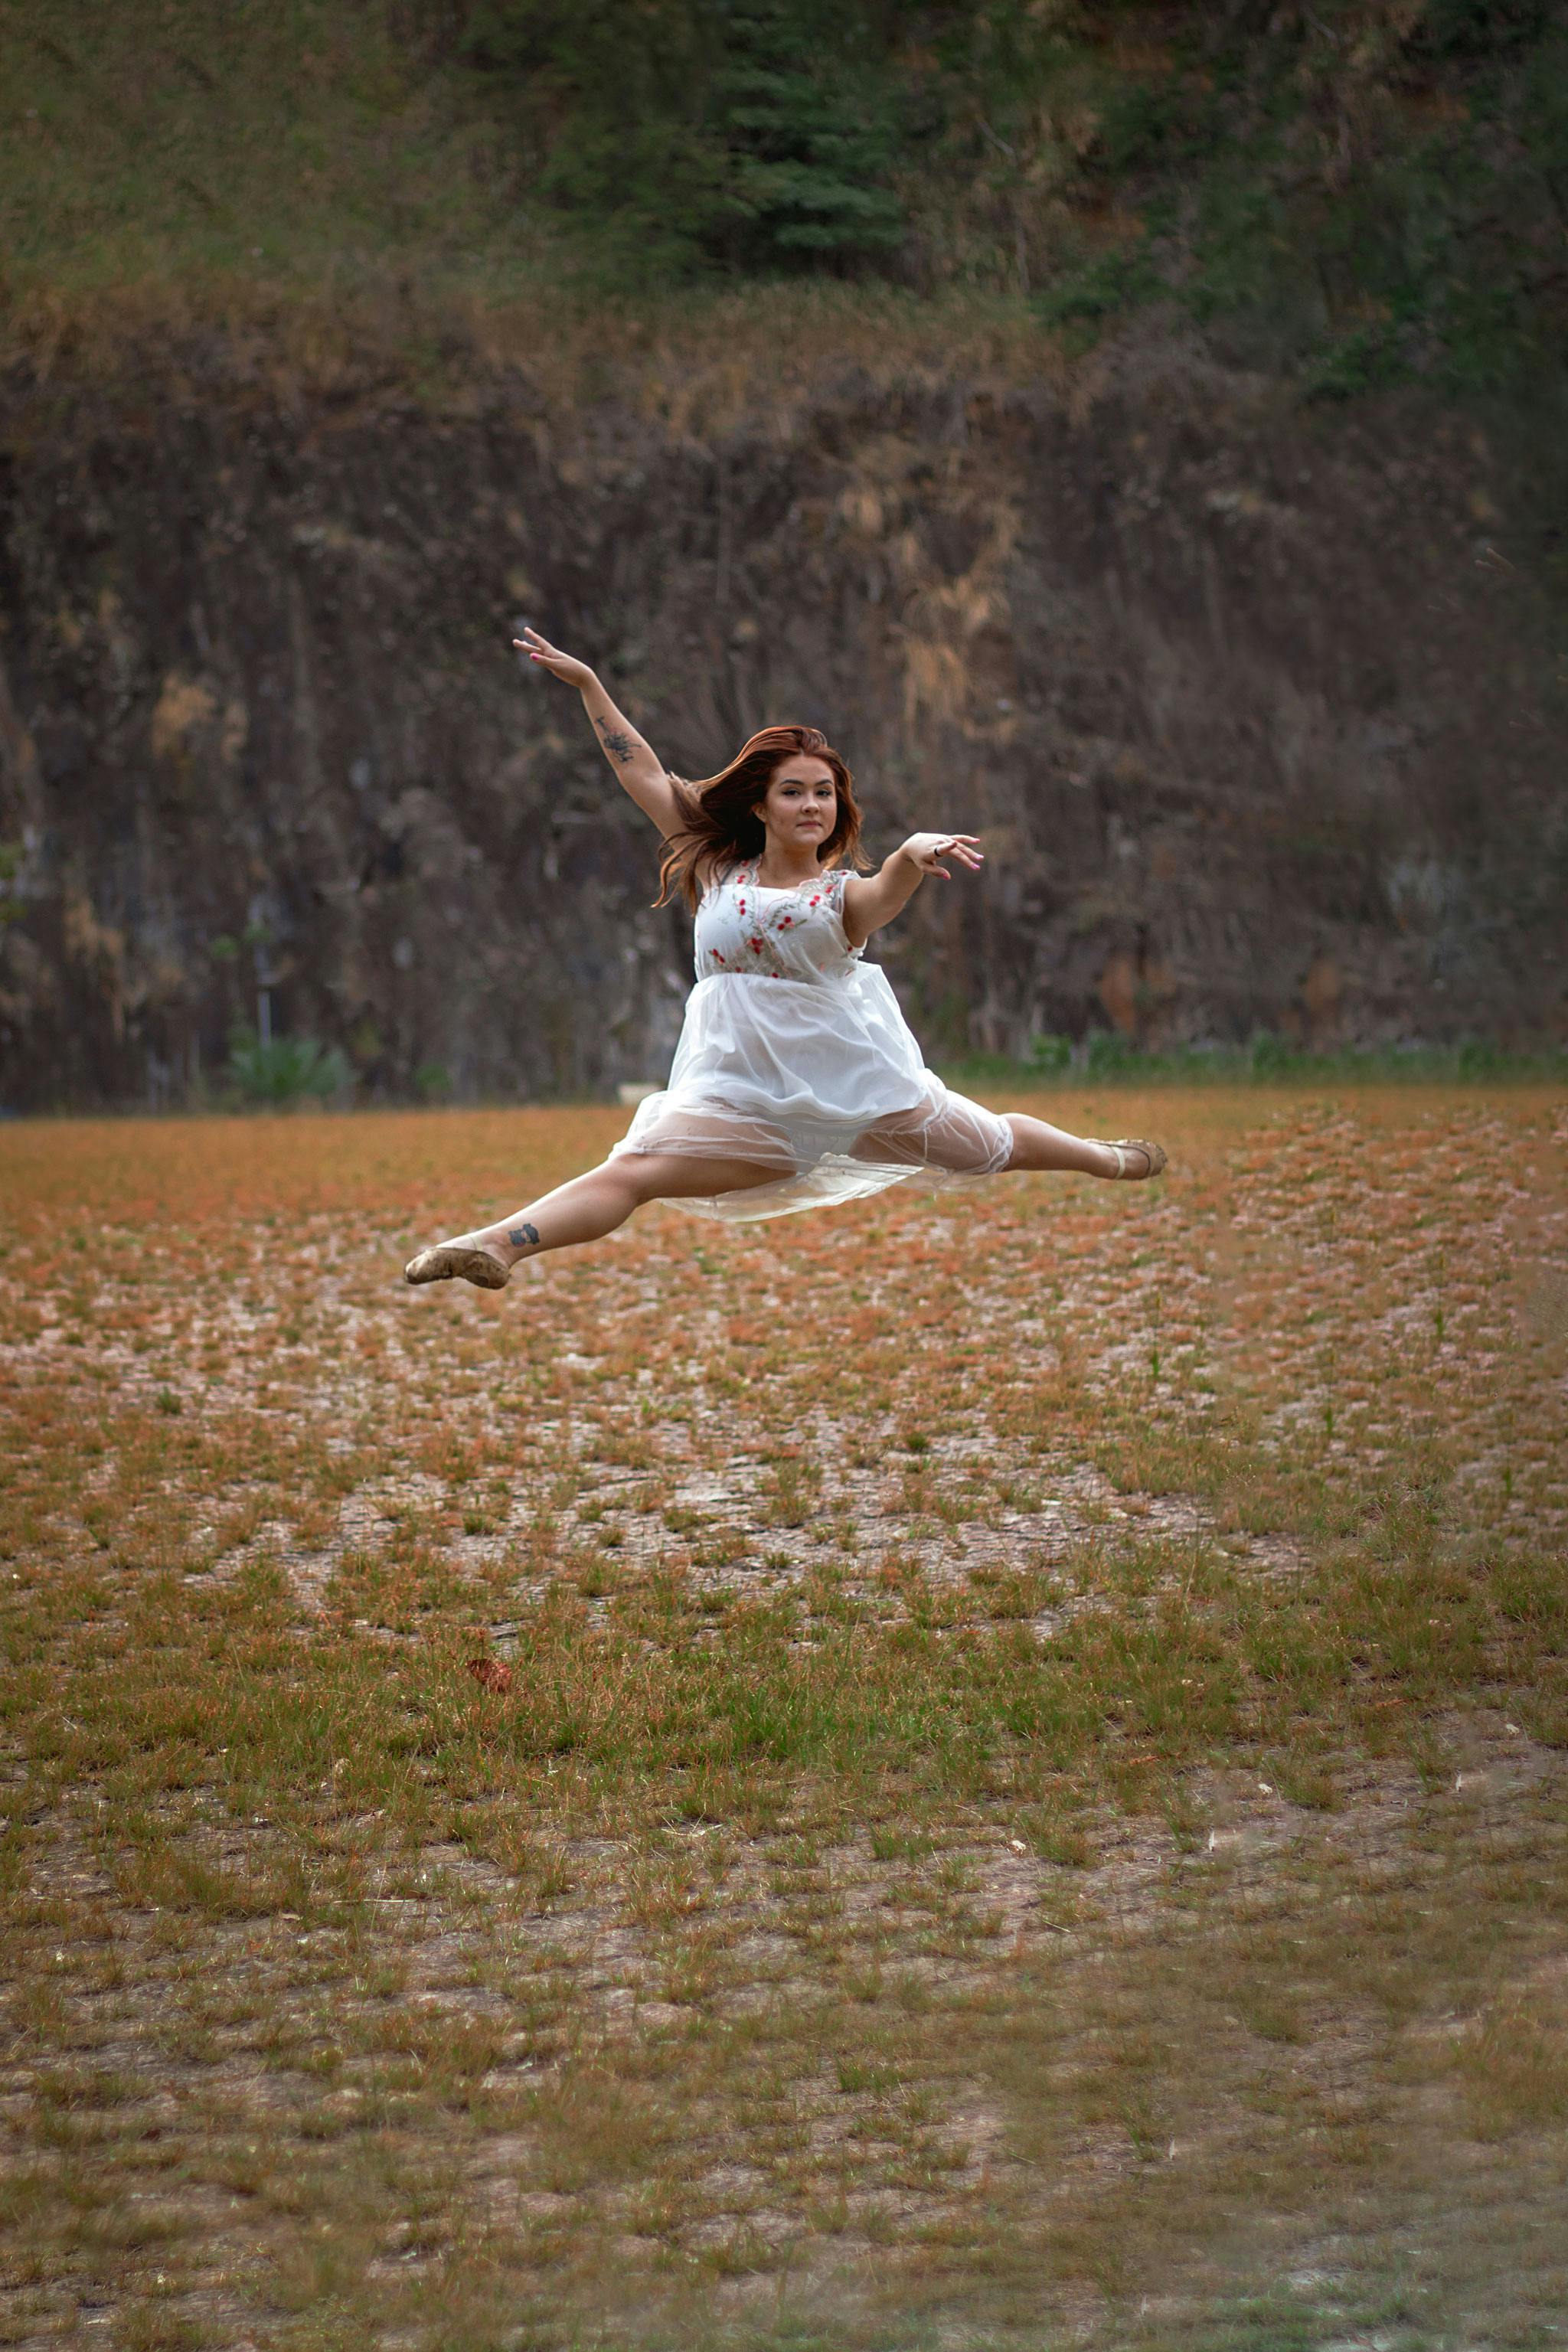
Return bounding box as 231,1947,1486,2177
693,857,858,985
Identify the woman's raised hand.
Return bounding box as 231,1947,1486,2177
900,832,985,880
514,626,598,691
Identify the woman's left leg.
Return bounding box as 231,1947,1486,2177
1002,1116,1162,1178
856,1096,1164,1182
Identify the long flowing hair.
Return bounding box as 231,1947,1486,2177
655,725,868,911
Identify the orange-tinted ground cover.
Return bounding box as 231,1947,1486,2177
1,1090,1565,2350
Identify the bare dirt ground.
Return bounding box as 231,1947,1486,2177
1,1088,1565,2350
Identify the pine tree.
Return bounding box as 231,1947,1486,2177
461,0,906,279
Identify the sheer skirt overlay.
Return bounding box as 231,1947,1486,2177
612,963,1012,1223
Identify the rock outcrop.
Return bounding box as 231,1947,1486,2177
1,332,1560,1107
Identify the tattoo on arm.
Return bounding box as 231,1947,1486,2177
594,717,639,765
508,1223,541,1250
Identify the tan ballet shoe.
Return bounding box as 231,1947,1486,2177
1101,1138,1167,1181
404,1240,511,1290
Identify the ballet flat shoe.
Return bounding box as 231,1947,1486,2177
404,1242,511,1290
1102,1138,1168,1181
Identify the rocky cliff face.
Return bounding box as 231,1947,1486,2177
1,335,1560,1109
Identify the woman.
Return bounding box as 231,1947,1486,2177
405,629,1165,1290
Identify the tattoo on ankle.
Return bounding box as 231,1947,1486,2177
508,1223,541,1250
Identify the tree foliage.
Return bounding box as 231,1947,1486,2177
461,0,910,276
459,0,1567,415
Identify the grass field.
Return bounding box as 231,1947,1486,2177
2,1087,1566,2350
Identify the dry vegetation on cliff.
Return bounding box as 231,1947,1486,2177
4,0,1564,446
1,1089,1565,2346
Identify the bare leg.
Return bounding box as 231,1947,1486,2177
1003,1116,1162,1179
405,1153,781,1288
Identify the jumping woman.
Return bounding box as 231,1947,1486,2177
405,629,1166,1291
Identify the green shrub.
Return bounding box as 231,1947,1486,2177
1027,1033,1073,1073
1084,1030,1142,1079
1247,1033,1301,1079
1033,240,1163,338
227,1027,351,1108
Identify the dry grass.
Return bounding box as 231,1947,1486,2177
2,1,1063,417
1,0,1091,442
1,1087,1566,2350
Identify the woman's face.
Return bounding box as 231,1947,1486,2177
756,756,838,853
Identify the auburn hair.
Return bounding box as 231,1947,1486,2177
655,725,869,911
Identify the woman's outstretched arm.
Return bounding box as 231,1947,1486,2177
515,626,687,838
841,832,984,949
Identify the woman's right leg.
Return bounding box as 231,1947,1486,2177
405,1153,781,1287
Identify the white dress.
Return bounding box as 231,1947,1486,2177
612,858,1014,1221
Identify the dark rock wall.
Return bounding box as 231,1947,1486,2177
1,342,1561,1108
